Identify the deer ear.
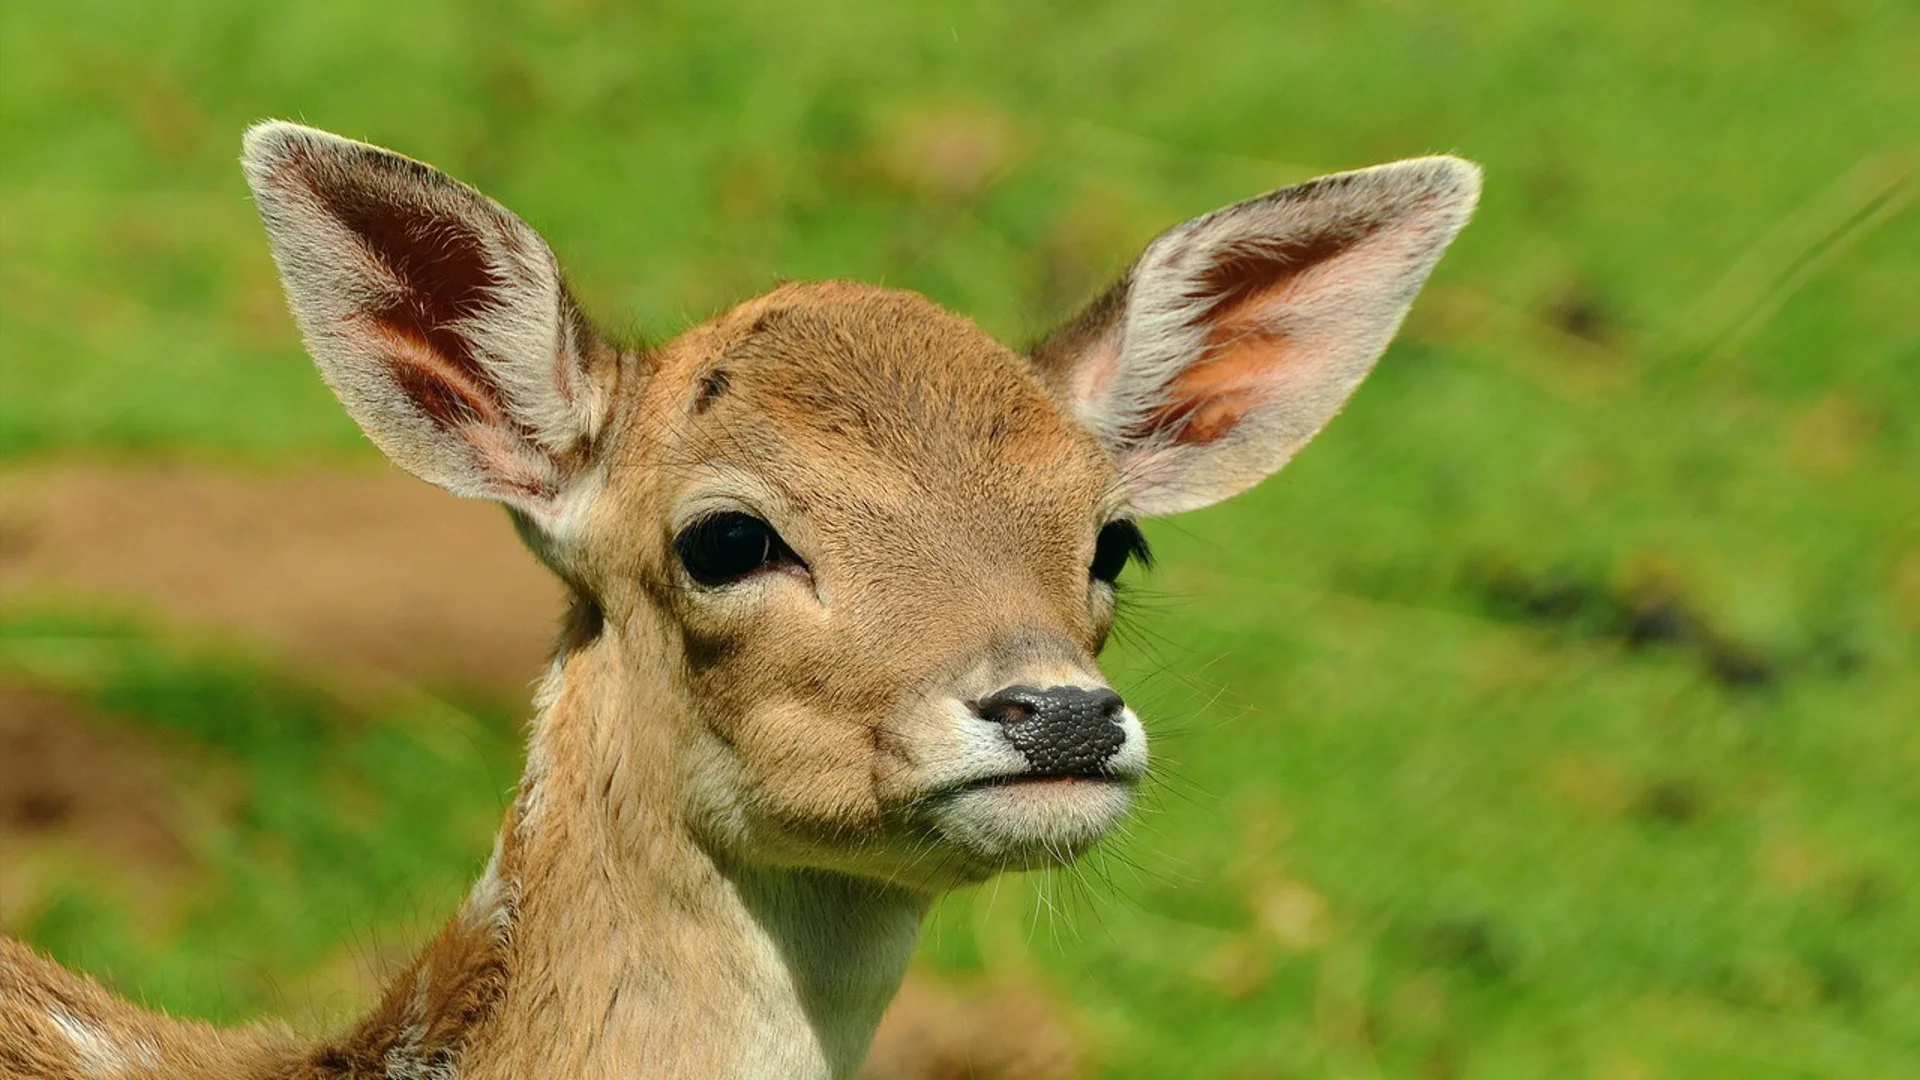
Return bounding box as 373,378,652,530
1032,157,1480,516
241,122,618,534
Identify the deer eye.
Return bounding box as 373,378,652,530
675,511,795,586
1091,519,1152,585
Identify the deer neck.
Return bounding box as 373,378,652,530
331,626,928,1080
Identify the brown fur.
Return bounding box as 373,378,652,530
1,939,301,1079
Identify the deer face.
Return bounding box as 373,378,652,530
581,284,1143,884
242,123,1477,890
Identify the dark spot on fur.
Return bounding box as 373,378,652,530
682,627,734,672
694,368,731,414
748,307,794,337
560,592,604,650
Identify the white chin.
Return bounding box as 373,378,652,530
929,778,1133,870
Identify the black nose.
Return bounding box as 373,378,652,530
975,684,1127,776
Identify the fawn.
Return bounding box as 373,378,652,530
1,122,1478,1079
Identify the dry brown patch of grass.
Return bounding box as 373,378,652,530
0,677,209,932
0,462,561,696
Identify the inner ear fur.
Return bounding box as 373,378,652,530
241,122,619,524
1032,156,1481,516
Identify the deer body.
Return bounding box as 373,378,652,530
2,123,1477,1079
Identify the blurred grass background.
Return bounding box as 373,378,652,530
2,1,1916,1077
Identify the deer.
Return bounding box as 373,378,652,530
0,121,1478,1079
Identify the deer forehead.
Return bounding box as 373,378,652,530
630,282,1118,537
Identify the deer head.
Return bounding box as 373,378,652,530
241,120,1476,894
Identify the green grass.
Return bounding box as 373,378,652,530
3,1,1917,1076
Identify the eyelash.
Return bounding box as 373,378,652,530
1091,519,1152,584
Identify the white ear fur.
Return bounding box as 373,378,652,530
1033,156,1481,516
241,121,614,531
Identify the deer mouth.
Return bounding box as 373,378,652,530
958,769,1133,792
923,770,1136,871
